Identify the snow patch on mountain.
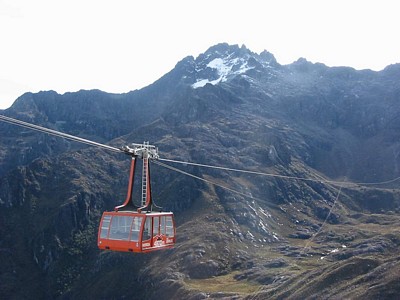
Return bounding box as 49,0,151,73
192,56,254,89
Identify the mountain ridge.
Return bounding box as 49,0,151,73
1,43,400,299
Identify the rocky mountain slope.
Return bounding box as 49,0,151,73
1,43,400,299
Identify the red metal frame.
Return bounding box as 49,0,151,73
97,211,176,253
115,157,136,211
97,153,176,253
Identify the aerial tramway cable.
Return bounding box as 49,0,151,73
153,160,276,207
0,114,123,153
1,114,399,255
1,114,399,188
159,158,327,182
159,158,400,187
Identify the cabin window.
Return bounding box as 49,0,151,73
129,216,143,241
109,215,133,240
166,216,174,237
100,215,112,238
153,216,159,236
160,216,166,235
143,217,152,241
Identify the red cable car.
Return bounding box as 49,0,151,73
98,144,176,253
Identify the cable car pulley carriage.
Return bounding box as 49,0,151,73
97,142,176,253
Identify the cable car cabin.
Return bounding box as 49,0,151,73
97,144,176,253
98,211,175,253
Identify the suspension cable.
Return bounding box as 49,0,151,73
1,114,399,187
159,158,400,187
0,114,123,153
154,160,274,206
159,157,334,183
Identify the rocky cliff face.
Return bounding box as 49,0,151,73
1,43,400,299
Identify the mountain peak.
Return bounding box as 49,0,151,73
189,43,278,89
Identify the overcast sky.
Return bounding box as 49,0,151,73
0,0,399,109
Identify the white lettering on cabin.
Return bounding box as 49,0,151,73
154,240,164,247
